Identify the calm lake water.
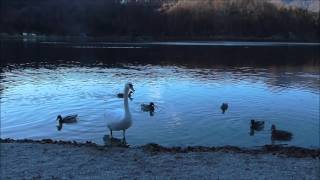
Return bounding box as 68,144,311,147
1,41,319,148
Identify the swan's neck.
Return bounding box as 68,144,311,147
123,87,130,117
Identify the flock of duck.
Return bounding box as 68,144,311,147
56,82,293,143
250,120,293,142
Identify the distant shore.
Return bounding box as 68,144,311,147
1,138,319,179
2,34,320,43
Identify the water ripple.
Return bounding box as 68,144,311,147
1,64,319,147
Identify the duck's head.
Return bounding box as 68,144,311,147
149,102,155,111
125,82,135,92
56,115,62,122
251,119,255,124
271,124,276,131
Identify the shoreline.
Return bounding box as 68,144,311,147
1,34,320,43
1,138,319,179
1,138,320,158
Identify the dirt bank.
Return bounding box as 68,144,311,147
1,139,319,179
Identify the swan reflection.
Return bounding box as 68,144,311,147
103,135,128,147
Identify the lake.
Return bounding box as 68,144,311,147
1,40,319,148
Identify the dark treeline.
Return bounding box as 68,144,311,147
1,0,319,41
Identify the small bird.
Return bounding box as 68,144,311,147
141,102,155,112
249,119,265,136
117,91,133,99
271,124,293,141
220,103,228,114
250,120,264,130
56,114,78,124
56,114,78,131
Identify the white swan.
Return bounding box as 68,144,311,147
107,82,135,139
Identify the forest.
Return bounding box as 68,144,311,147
1,0,319,41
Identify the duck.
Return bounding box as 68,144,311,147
117,90,133,99
220,103,228,114
250,119,264,131
141,102,155,112
107,82,135,139
56,114,78,124
271,124,293,141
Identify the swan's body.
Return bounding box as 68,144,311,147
220,103,228,114
107,115,132,131
107,82,134,139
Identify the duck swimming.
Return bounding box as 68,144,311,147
271,124,293,141
220,103,228,114
56,114,78,131
249,119,265,136
250,120,264,130
56,114,78,123
141,102,155,112
117,91,133,99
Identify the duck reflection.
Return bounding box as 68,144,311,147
249,119,264,136
56,122,63,131
149,111,155,116
271,124,293,144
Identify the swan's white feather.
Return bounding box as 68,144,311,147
107,117,132,131
106,109,132,131
106,82,133,132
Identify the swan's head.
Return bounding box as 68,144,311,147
125,82,135,92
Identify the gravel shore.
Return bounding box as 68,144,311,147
1,139,319,179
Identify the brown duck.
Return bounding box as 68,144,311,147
271,124,293,141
